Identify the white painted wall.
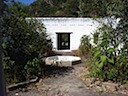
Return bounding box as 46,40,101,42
27,17,118,52
34,18,101,52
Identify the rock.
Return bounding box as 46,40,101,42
101,85,106,91
120,84,128,90
85,78,92,87
95,81,101,86
78,84,85,88
100,79,104,82
96,86,103,92
120,85,125,90
81,77,86,81
89,84,94,88
22,88,28,92
39,79,43,83
96,78,100,81
35,83,40,87
15,92,19,96
90,77,96,84
102,82,118,92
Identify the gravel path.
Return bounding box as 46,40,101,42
7,64,127,96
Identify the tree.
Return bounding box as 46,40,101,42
8,1,30,17
28,0,109,17
1,2,52,84
29,0,57,16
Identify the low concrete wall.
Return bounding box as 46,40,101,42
45,56,81,67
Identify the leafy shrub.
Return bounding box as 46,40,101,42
79,35,92,58
90,21,128,83
80,18,128,83
1,2,52,84
24,58,43,80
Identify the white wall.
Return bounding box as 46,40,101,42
34,17,101,52
25,17,106,51
26,17,119,52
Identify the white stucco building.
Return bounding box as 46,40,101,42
27,17,119,52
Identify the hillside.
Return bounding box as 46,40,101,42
28,0,108,17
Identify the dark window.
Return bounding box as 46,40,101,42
56,33,71,50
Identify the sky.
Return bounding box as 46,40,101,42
15,0,36,5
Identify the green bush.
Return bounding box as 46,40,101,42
80,19,128,83
79,35,92,58
24,58,43,80
90,23,127,83
1,2,52,84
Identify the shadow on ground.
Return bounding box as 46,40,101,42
42,65,73,77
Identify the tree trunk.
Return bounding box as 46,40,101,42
0,0,7,95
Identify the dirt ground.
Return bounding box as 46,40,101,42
7,64,128,96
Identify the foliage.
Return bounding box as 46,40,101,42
3,0,118,17
8,1,30,17
78,0,128,84
1,2,52,84
79,35,92,58
28,0,111,17
24,58,43,80
93,31,100,45
81,20,128,83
